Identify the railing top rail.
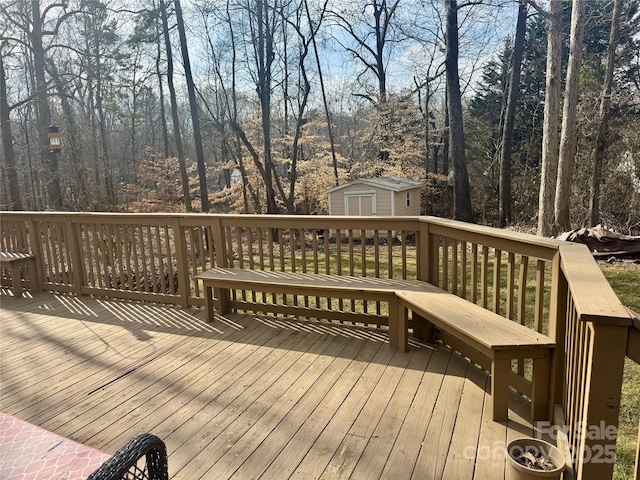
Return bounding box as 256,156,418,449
559,243,631,325
420,216,563,260
0,212,420,229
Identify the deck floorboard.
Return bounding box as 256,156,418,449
0,291,536,480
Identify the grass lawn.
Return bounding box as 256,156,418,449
600,261,640,480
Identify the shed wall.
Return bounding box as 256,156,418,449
394,188,421,216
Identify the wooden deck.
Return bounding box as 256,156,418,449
0,291,538,479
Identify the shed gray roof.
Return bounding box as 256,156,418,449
326,176,422,194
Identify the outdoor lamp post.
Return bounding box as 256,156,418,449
48,125,62,153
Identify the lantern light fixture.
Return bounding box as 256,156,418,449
48,125,62,153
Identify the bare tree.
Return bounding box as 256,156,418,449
445,0,472,222
498,0,528,228
329,0,401,105
532,0,563,236
0,47,23,210
554,0,586,233
159,0,192,212
304,0,338,186
589,0,624,227
0,0,79,209
174,0,209,212
250,0,280,214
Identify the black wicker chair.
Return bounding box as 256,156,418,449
88,433,168,480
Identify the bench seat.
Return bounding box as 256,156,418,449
0,252,38,297
396,288,555,421
195,267,434,351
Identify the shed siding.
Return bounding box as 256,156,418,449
394,189,421,216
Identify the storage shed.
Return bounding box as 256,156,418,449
326,176,422,217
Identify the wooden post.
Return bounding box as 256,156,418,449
212,217,228,268
548,252,567,418
388,296,407,352
411,219,431,340
417,219,429,282
66,216,86,296
173,218,190,308
635,420,640,480
27,215,45,292
491,356,510,421
210,217,230,313
575,323,627,480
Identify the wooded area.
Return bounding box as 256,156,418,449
1,0,639,235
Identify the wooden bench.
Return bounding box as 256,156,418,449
396,288,555,422
0,252,38,297
195,267,434,351
196,267,555,422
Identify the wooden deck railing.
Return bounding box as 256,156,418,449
625,309,640,480
0,212,632,480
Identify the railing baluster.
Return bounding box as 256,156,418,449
401,232,408,280
471,243,478,304
348,230,355,313
386,229,393,279
50,223,62,284
375,230,381,315
324,228,331,310
130,225,142,293
85,225,96,288
336,229,343,311
481,245,488,309
247,228,256,303
301,229,309,308
257,228,266,304
312,230,320,309
493,248,502,314
506,252,515,320
535,259,545,333
451,238,458,295
461,241,467,300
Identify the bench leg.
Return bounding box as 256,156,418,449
10,264,23,297
27,259,40,292
491,358,510,421
411,312,433,341
389,297,408,352
204,285,215,323
214,287,231,315
531,356,551,421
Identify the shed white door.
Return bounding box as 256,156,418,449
345,193,375,216
345,193,375,238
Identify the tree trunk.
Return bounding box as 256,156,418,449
174,0,210,212
442,91,449,176
0,53,23,210
554,0,586,232
498,0,528,227
255,0,278,214
589,0,622,227
537,0,563,236
304,0,339,186
159,0,192,212
445,0,472,222
31,0,62,210
154,1,170,159
48,60,85,206
226,0,250,213
374,1,387,103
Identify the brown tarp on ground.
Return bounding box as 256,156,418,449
558,227,640,258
